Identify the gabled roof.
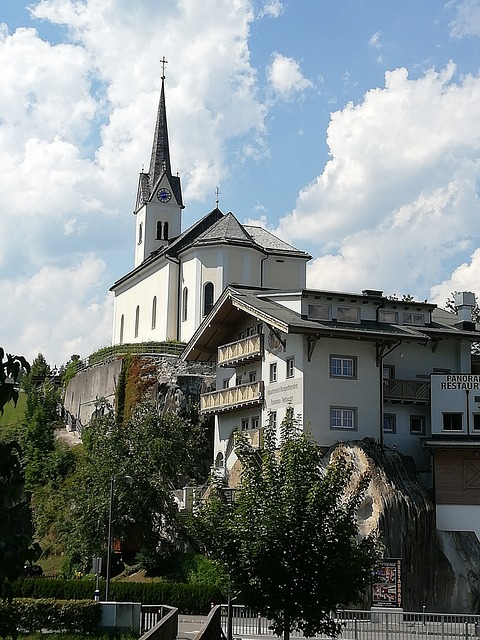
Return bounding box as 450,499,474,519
111,208,310,291
245,225,310,256
183,285,480,362
193,212,256,247
110,208,223,291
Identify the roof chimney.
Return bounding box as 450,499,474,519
454,291,476,322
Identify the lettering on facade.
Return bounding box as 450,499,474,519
440,374,480,390
266,380,302,409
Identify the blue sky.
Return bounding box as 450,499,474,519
2,0,480,366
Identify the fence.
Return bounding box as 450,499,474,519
221,605,480,639
140,604,178,640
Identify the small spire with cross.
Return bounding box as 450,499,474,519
160,56,168,80
215,186,220,208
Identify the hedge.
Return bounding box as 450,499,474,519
0,599,101,634
14,579,224,614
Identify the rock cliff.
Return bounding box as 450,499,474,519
330,438,480,613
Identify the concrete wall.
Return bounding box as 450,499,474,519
63,359,123,427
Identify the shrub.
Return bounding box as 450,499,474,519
0,599,101,634
14,579,224,614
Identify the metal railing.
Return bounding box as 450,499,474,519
220,605,480,639
141,604,178,640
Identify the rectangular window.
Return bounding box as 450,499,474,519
379,310,398,323
410,415,425,435
383,364,395,379
251,416,259,430
403,313,425,326
308,304,331,321
270,362,277,383
330,355,356,378
336,306,360,323
383,414,396,433
222,378,230,389
236,376,243,386
241,418,249,431
269,411,277,429
249,371,257,383
286,357,295,379
443,413,463,431
330,407,356,430
473,414,480,431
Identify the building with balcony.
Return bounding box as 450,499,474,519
184,286,479,490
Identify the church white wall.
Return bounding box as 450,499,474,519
262,255,307,289
112,262,176,344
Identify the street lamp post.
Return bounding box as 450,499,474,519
105,474,133,601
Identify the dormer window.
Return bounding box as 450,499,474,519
336,306,360,323
308,304,330,321
403,313,424,326
379,310,398,323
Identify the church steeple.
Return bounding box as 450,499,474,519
149,64,171,190
133,59,183,267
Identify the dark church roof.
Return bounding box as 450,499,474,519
135,76,183,210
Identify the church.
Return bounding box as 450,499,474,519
110,71,311,346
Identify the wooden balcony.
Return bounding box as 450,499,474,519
383,379,430,404
200,381,264,414
218,334,263,367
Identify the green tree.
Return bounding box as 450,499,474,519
0,348,30,415
63,402,210,570
192,407,379,640
0,349,38,607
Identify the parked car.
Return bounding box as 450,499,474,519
23,564,43,577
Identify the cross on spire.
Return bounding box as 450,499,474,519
160,56,168,80
215,186,220,208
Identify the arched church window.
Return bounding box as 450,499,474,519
182,287,188,322
134,305,140,338
203,282,214,316
163,221,169,240
120,315,125,344
156,221,162,240
151,296,157,330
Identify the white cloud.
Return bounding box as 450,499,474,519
369,31,382,48
430,248,480,306
258,0,284,18
277,63,480,299
266,52,314,100
1,0,269,365
1,257,113,365
448,0,480,38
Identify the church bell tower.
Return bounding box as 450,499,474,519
133,59,183,267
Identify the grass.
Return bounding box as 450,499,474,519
0,391,26,438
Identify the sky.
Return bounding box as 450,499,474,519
2,0,480,367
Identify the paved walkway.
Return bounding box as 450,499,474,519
177,614,208,640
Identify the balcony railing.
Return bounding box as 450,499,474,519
200,381,264,414
383,379,430,404
218,334,263,367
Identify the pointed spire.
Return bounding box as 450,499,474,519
149,59,171,190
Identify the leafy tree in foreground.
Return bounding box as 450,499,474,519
0,349,38,606
192,407,379,640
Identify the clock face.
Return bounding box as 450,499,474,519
157,188,172,203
